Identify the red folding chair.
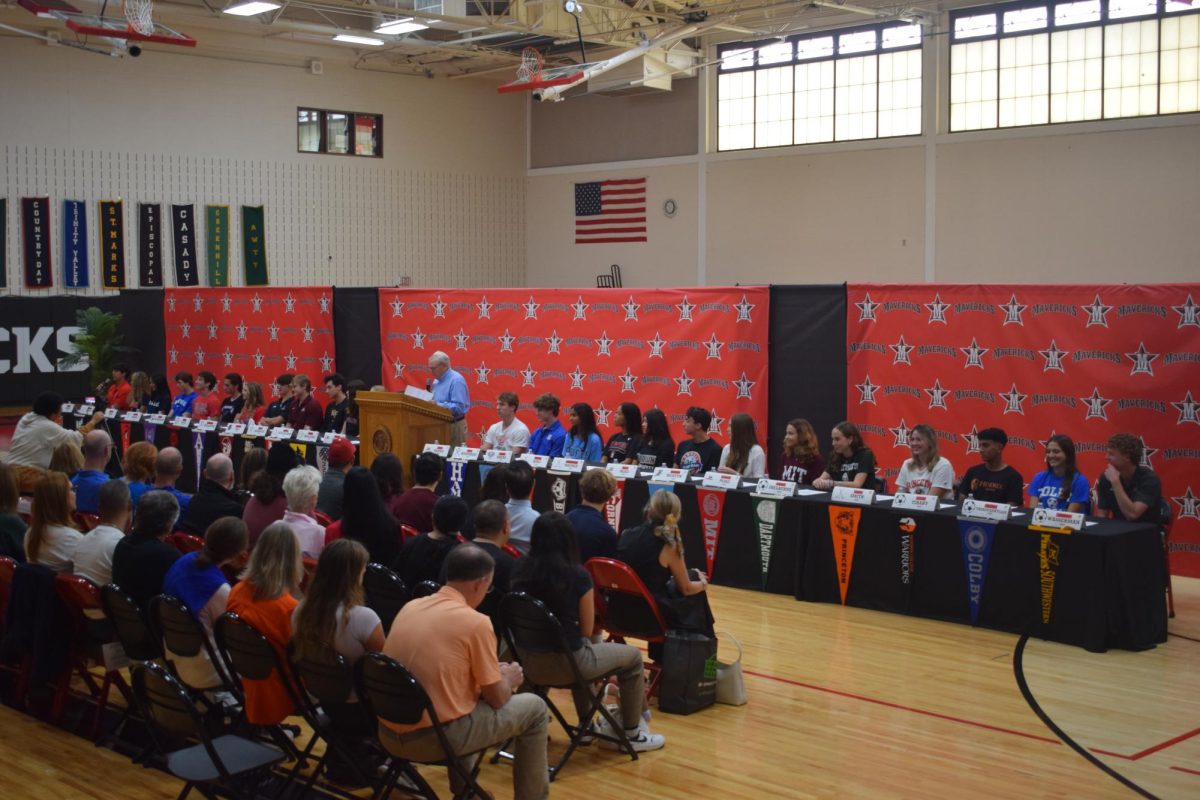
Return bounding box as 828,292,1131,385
166,532,204,554
300,556,319,592
1160,499,1175,618
73,512,102,531
399,524,421,543
313,510,333,528
501,543,523,559
0,557,28,704
584,557,669,699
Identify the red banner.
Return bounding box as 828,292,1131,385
164,288,336,410
378,288,769,450
847,283,1200,577
696,487,727,578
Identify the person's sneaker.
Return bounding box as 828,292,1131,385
578,714,616,745
602,727,665,752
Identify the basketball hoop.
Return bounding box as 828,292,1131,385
122,0,154,37
516,47,544,84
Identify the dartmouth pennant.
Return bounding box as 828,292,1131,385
752,495,779,590
241,205,268,285
697,488,726,579
139,202,162,287
99,200,126,288
62,199,89,288
21,197,52,288
171,204,198,286
206,205,229,286
958,518,997,624
828,505,862,605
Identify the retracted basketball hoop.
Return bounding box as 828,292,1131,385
497,47,586,94
18,0,197,46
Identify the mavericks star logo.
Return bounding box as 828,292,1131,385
285,350,298,370
856,375,879,405
708,409,725,436
302,322,314,342
1039,340,1069,373
570,366,586,390
890,335,914,365
432,296,447,318
572,296,589,320
1139,437,1157,469
318,294,331,314
890,419,911,448
961,337,989,369
498,329,514,352
735,294,755,322
676,295,695,322
622,296,640,321
1081,388,1111,421
1126,342,1158,376
268,322,279,341
521,364,537,387
619,368,638,393
925,293,949,324
648,332,666,358
734,372,755,400
596,332,613,356
193,294,205,312
320,352,334,372
475,362,491,384
222,349,234,367
208,321,219,340
454,329,469,351
250,293,264,313
704,333,724,360
1082,294,1112,327
411,328,427,349
180,320,192,339
1173,487,1200,522
389,298,404,317
1000,294,1027,325
221,293,233,312
595,402,612,427
925,379,950,410
235,321,247,341
1173,294,1200,329
856,293,880,322
523,296,540,319
283,292,297,313
1000,383,1027,415
1172,390,1200,425
476,296,492,319
254,350,265,369
194,348,206,364
546,331,563,355
960,424,981,454
674,370,695,396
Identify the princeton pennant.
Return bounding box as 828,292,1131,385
696,488,726,579
828,505,862,605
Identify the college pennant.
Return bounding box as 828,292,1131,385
99,200,126,288
143,421,157,444
119,422,132,454
139,203,163,287
828,505,862,605
696,488,727,579
648,482,675,497
219,436,233,457
190,431,205,491
958,518,997,624
1038,532,1066,625
171,204,198,286
445,461,465,497
241,205,268,285
21,197,52,288
289,442,309,463
316,444,331,475
604,479,626,529
62,200,89,288
752,495,779,590
206,205,229,287
550,475,569,513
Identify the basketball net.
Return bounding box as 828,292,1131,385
516,47,543,83
123,0,155,37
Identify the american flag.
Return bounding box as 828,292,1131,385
574,178,647,244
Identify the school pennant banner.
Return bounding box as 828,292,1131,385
206,205,230,287
696,488,726,579
446,461,466,497
191,431,206,492
550,474,570,513
99,200,126,289
62,200,89,288
289,442,309,463
316,444,331,475
139,203,163,287
958,518,997,624
143,421,157,444
219,436,234,457
171,204,199,286
241,205,268,285
604,479,626,530
21,197,53,288
828,505,862,605
1038,532,1066,625
119,421,132,454
752,495,779,590
898,515,917,588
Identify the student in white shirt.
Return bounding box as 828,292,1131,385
483,391,530,455
895,423,954,499
74,479,131,587
718,413,766,479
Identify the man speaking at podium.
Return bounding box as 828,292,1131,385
428,351,470,447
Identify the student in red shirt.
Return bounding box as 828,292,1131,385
287,375,324,431
190,371,222,420
105,363,135,411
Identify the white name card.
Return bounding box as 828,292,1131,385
550,457,585,474
169,416,192,429
702,471,741,490
194,419,218,432
1030,507,1084,532
891,492,939,512
78,404,95,416
606,463,638,479
423,443,451,457
320,432,338,445
484,449,514,464
61,402,76,414
268,426,294,441
103,407,119,419
122,411,143,423
651,467,690,484
145,413,167,425
223,422,246,436
451,446,481,462
245,423,268,437
296,429,320,443
755,478,796,498
831,486,876,505
960,498,1012,522
518,453,550,469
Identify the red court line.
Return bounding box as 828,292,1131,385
1170,766,1200,776
1090,727,1200,761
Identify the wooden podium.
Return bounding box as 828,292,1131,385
355,390,452,469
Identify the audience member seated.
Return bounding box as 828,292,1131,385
479,464,509,504
142,373,174,415
73,479,131,587
328,466,401,565
122,441,159,507
379,544,548,800
243,443,298,544
566,469,619,562
812,421,877,490
718,412,766,479
316,437,356,522
24,472,83,572
162,517,249,695
105,363,135,411
895,424,954,499
111,490,181,612
370,452,406,520
1029,434,1090,513
393,495,466,589
617,489,714,637
601,403,643,465
0,463,27,562
956,427,1024,505
287,374,324,431
130,371,153,412
178,454,246,536
444,500,514,632
48,440,85,478
2,391,103,490
171,371,197,417
1097,432,1163,524
483,391,530,455
513,512,665,753
634,408,675,469
237,446,268,494
149,447,193,514
218,372,245,423
391,452,442,533
236,381,267,423
778,418,824,484
259,373,294,428
71,429,116,514
282,465,326,557
528,392,567,458
564,403,603,462
504,460,538,556
225,521,303,726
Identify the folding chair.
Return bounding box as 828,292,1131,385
314,510,334,528
101,584,164,663
585,557,669,699
1160,498,1175,618
133,660,285,800
73,511,102,531
498,592,636,780
167,532,205,555
399,524,421,543
151,595,241,706
363,563,408,634
0,556,27,703
410,580,441,599
501,544,523,559
355,651,489,800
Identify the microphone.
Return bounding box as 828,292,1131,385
426,379,432,391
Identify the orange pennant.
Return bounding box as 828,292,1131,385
828,505,862,605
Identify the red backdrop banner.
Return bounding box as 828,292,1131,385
164,287,336,409
846,283,1200,577
378,287,769,450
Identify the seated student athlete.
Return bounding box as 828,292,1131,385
956,427,1024,505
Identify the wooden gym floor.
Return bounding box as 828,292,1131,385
1,579,1196,799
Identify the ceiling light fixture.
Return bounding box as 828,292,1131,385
374,17,428,35
222,1,281,16
333,33,385,45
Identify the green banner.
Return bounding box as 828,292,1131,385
241,205,268,286
0,198,6,288
206,205,229,287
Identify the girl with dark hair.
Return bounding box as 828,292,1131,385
564,403,602,462
718,412,766,478
512,512,665,753
602,403,644,464
1029,434,1090,513
778,418,824,484
326,467,401,565
633,408,675,469
243,444,299,545
144,373,173,415
479,463,510,503
813,421,876,490
370,452,406,518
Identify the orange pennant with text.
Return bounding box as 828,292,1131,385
828,505,862,605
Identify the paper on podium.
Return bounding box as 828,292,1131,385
404,385,435,402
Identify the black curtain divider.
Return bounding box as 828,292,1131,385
333,286,382,387
766,284,847,475
118,289,166,379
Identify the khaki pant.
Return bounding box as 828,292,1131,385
449,418,468,447
379,694,548,800
521,641,646,730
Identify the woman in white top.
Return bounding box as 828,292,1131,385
718,413,766,479
24,472,83,572
895,424,954,499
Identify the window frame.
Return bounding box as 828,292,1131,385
296,107,384,158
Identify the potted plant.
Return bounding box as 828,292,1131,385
57,306,135,388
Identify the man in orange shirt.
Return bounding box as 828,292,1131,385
105,363,135,411
379,544,548,800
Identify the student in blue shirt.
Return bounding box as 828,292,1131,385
171,371,197,417
528,393,567,457
427,351,470,446
564,403,602,462
1028,433,1090,513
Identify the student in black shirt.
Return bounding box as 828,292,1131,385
111,490,181,614
602,403,644,464
393,494,466,589
219,372,245,423
957,427,1024,505
674,406,722,476
442,500,514,630
261,374,294,427
813,421,877,490
323,373,351,434
634,409,675,469
1096,432,1163,525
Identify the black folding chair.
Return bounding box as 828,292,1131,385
410,580,441,599
363,563,408,634
355,651,489,800
133,660,285,800
102,584,164,662
152,594,241,700
498,592,635,779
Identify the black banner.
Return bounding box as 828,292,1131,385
171,204,198,286
333,286,382,388
139,202,162,287
21,197,53,288
0,198,6,288
100,200,126,289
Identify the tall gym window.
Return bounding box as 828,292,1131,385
297,108,383,157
